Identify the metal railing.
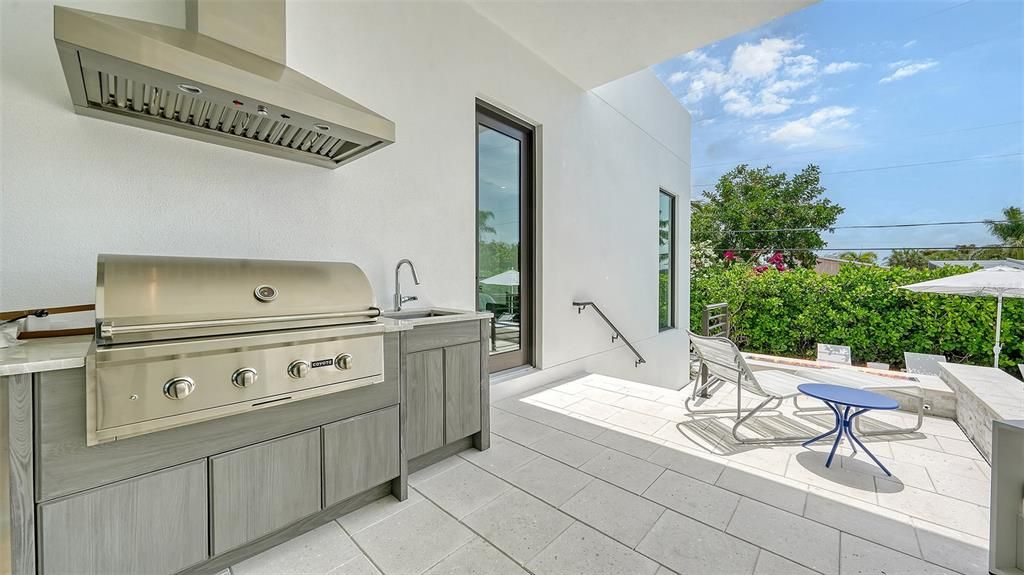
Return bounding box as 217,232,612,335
572,301,646,367
702,302,730,338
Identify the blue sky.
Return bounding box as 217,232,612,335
653,0,1023,259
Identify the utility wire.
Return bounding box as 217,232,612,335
721,245,1017,252
721,219,1010,234
691,152,1023,188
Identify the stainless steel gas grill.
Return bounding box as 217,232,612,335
86,254,385,445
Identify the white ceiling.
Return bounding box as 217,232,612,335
467,0,816,90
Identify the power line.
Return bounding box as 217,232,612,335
722,245,1017,252
722,219,1009,234
691,152,1023,188
692,120,1023,170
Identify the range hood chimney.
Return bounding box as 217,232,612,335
54,0,395,169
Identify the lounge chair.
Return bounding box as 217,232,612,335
904,352,947,376
866,362,890,370
817,343,852,365
687,331,817,444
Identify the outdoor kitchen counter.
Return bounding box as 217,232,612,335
0,335,93,376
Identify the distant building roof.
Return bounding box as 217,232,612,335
927,258,1024,270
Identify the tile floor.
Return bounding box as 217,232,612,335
229,372,992,575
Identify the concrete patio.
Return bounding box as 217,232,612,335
225,372,990,575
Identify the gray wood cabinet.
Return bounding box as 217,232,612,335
403,321,486,462
444,342,482,443
210,429,322,555
406,349,444,458
323,405,400,506
38,460,208,575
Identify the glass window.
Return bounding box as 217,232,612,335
659,190,675,330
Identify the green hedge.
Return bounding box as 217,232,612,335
690,264,1023,372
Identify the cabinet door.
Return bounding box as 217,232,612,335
39,460,207,575
406,349,444,458
210,429,321,555
323,405,400,506
444,342,482,443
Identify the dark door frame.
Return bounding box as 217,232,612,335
476,100,535,373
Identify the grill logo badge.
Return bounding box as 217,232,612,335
311,358,334,369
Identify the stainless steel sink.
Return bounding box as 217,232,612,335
382,308,465,321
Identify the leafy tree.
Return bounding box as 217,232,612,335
986,205,1024,258
838,251,878,265
885,249,930,270
699,164,844,268
478,210,496,238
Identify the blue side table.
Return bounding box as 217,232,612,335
798,383,899,476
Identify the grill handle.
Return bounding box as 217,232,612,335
99,307,382,338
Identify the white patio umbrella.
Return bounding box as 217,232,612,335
480,269,520,287
901,266,1024,367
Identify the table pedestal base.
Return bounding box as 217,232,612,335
802,401,892,476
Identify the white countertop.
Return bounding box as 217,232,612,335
940,362,1024,419
0,309,489,377
0,335,93,377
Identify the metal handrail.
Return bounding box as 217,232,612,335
572,301,646,367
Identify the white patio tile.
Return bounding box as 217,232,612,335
727,498,840,575
974,459,991,480
353,500,474,575
500,400,607,439
935,435,985,460
888,443,989,482
491,409,559,446
636,510,760,575
423,538,527,575
528,522,660,575
647,444,727,484
337,489,424,535
605,409,670,435
233,522,362,575
463,489,574,564
720,445,794,477
576,386,627,404
876,483,989,539
655,567,678,575
559,479,665,547
913,518,990,575
416,460,511,519
839,533,957,575
786,452,878,504
652,418,728,453
566,398,623,420
409,455,467,487
504,455,593,506
753,551,820,575
803,488,921,557
579,374,628,392
643,469,740,530
459,434,540,477
592,427,663,459
716,463,809,515
579,447,666,494
928,470,990,507
528,428,605,467
841,452,936,492
525,388,582,409
327,555,382,575
547,378,589,395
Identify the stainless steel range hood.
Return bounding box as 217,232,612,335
54,1,395,168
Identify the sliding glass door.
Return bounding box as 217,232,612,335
476,103,533,373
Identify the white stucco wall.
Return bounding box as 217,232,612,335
0,0,691,388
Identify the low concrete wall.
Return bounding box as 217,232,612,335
939,363,1024,463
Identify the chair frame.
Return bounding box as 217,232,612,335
686,332,809,444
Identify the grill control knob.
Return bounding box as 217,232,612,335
287,360,310,379
163,377,195,400
335,353,354,370
232,368,258,388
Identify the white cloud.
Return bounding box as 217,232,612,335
903,40,918,48
730,38,803,79
767,106,856,145
667,71,688,85
784,55,818,77
880,59,938,83
721,89,794,117
822,61,864,74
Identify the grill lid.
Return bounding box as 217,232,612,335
96,254,379,345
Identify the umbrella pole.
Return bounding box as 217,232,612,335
993,294,1003,368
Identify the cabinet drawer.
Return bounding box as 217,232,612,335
404,320,480,353
39,460,208,575
323,405,400,506
210,429,322,555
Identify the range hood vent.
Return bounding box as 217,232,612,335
54,4,394,168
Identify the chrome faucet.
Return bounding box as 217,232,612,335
394,259,420,311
